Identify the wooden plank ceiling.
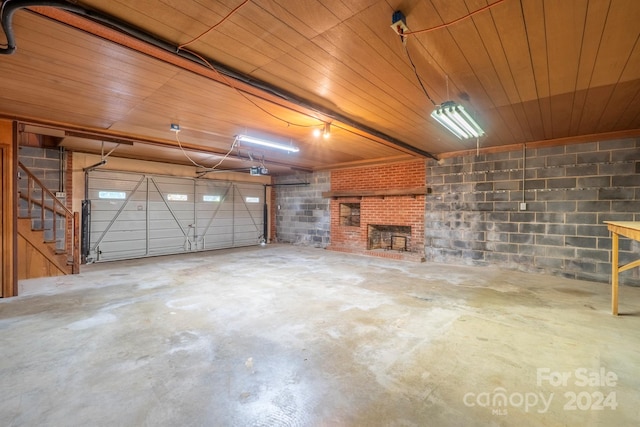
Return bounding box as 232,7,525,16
0,0,639,174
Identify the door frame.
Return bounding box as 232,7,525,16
1,120,18,297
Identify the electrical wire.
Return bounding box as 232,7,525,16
205,136,240,170
399,1,506,109
172,0,319,168
181,47,319,128
175,130,239,170
403,0,507,36
404,43,437,106
173,0,320,129
175,130,208,168
177,0,251,51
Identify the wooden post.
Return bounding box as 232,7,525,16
611,232,619,316
0,120,18,298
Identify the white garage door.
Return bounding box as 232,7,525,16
86,170,265,262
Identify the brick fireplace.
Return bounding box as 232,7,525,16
324,160,427,262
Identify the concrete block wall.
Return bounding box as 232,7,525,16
425,139,640,285
273,171,330,247
18,146,67,246
18,146,62,193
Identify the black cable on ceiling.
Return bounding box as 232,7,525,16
404,43,438,107
1,0,83,54
0,0,438,160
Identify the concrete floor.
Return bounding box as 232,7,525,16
1,245,639,427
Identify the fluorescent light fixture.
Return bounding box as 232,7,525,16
236,134,299,153
431,101,485,139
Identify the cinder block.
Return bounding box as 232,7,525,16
565,236,597,249
612,175,640,187
577,151,610,164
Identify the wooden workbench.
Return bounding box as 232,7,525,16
604,221,640,315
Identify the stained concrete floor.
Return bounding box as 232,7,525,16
1,245,640,427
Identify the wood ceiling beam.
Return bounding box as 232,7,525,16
3,115,312,172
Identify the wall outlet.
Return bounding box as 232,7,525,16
519,202,527,211
56,192,66,198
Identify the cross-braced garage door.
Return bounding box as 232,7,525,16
86,170,265,262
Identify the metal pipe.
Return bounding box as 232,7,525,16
59,146,64,192
263,184,268,244
522,143,526,203
83,159,106,172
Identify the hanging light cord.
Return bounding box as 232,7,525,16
404,43,437,106
400,1,506,108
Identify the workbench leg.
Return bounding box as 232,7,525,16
611,232,619,316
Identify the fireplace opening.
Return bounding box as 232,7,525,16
367,225,411,251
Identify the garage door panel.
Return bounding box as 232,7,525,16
88,170,264,262
149,227,187,239
200,218,234,226
148,221,190,234
98,240,147,251
148,208,192,219
235,230,260,240
148,238,188,252
148,211,191,222
92,221,147,232
101,227,147,238
92,210,146,222
147,201,191,210
97,247,147,261
89,176,144,187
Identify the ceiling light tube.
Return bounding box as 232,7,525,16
236,134,299,153
431,109,469,139
431,101,485,139
450,110,481,138
453,106,484,137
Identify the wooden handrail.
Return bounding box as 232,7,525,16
18,161,80,273
19,161,73,216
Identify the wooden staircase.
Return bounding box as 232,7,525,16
17,162,80,280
